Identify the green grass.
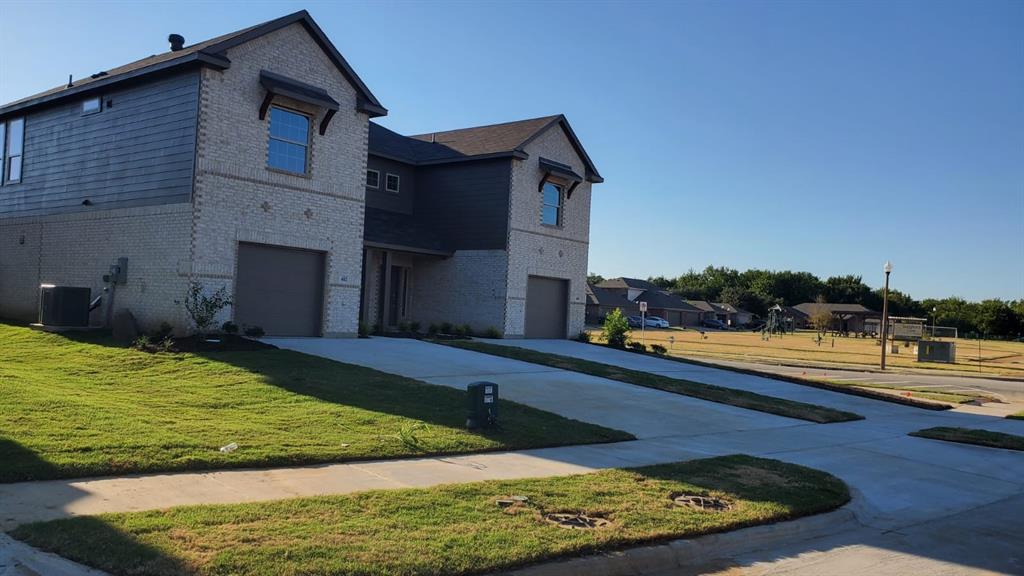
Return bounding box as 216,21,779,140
1008,412,1024,421
10,455,850,576
443,341,863,424
0,323,631,482
825,380,973,405
909,427,1024,451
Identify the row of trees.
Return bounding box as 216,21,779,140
587,267,1024,338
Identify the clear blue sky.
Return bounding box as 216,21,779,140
2,1,1021,301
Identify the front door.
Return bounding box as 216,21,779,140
386,264,411,328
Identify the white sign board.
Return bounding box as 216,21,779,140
639,301,648,313
893,322,924,341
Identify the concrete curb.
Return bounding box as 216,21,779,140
0,535,108,576
496,505,858,576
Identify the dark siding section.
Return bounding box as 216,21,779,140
414,158,510,250
0,72,199,217
366,155,415,214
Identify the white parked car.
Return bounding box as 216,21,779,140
644,316,670,328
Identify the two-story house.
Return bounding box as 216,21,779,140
0,10,602,338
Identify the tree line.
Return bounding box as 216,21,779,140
588,267,1024,339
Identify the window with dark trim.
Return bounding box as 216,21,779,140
366,169,380,189
82,97,101,115
267,106,310,174
541,181,563,226
4,118,24,184
385,173,400,194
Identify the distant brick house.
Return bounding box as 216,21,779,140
0,11,602,338
592,278,703,327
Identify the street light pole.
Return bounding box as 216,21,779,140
880,261,893,370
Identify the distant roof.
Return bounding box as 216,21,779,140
363,207,449,256
586,284,640,310
636,291,701,311
769,304,810,319
0,10,386,119
713,303,752,315
685,300,719,313
596,277,661,291
368,115,602,182
794,302,877,315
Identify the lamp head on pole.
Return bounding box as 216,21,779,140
884,261,893,274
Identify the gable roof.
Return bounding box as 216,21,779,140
685,300,721,313
0,10,385,120
769,304,810,319
400,115,602,182
596,277,660,291
794,302,877,315
636,291,701,312
713,303,752,315
586,284,640,310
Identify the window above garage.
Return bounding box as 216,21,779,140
258,70,340,136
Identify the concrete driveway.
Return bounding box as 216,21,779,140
268,336,1024,575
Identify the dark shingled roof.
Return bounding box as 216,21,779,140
586,284,640,311
0,10,385,119
685,300,721,313
713,303,752,315
794,302,877,315
636,291,701,312
370,115,602,182
596,277,661,291
363,207,450,255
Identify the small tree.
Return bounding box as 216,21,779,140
602,308,629,348
184,282,232,336
808,296,833,335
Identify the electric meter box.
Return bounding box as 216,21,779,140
466,381,498,429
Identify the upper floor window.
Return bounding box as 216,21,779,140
541,182,563,226
2,118,24,184
366,169,380,189
82,97,101,115
267,107,309,174
385,173,400,193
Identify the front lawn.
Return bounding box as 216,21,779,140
10,455,850,576
443,340,863,423
0,323,630,482
909,427,1024,451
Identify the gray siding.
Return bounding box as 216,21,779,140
0,72,199,217
414,158,511,250
366,155,415,214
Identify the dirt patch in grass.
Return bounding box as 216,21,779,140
909,427,1024,451
9,455,850,576
442,340,863,424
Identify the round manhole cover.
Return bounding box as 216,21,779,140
543,513,611,529
670,493,732,511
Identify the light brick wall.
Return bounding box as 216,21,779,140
410,250,508,333
192,23,368,337
506,124,592,338
0,204,191,330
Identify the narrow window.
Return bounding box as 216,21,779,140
267,107,309,174
385,173,400,193
366,169,380,189
541,182,563,226
5,118,24,184
0,122,5,183
82,97,101,115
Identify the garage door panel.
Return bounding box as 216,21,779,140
235,243,325,337
525,276,568,339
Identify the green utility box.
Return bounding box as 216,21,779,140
466,381,499,429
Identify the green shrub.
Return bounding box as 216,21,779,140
575,331,592,343
221,321,239,335
453,324,468,337
358,322,370,338
602,308,629,348
440,322,453,334
184,282,232,336
244,325,265,338
626,341,648,353
427,323,439,336
157,336,176,353
410,321,421,334
650,343,667,355
398,321,411,333
372,323,383,335
130,335,152,351
460,324,474,337
483,327,502,339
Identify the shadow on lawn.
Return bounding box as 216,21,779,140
0,438,61,484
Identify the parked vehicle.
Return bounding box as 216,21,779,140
627,316,644,328
645,316,670,328
701,319,729,330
